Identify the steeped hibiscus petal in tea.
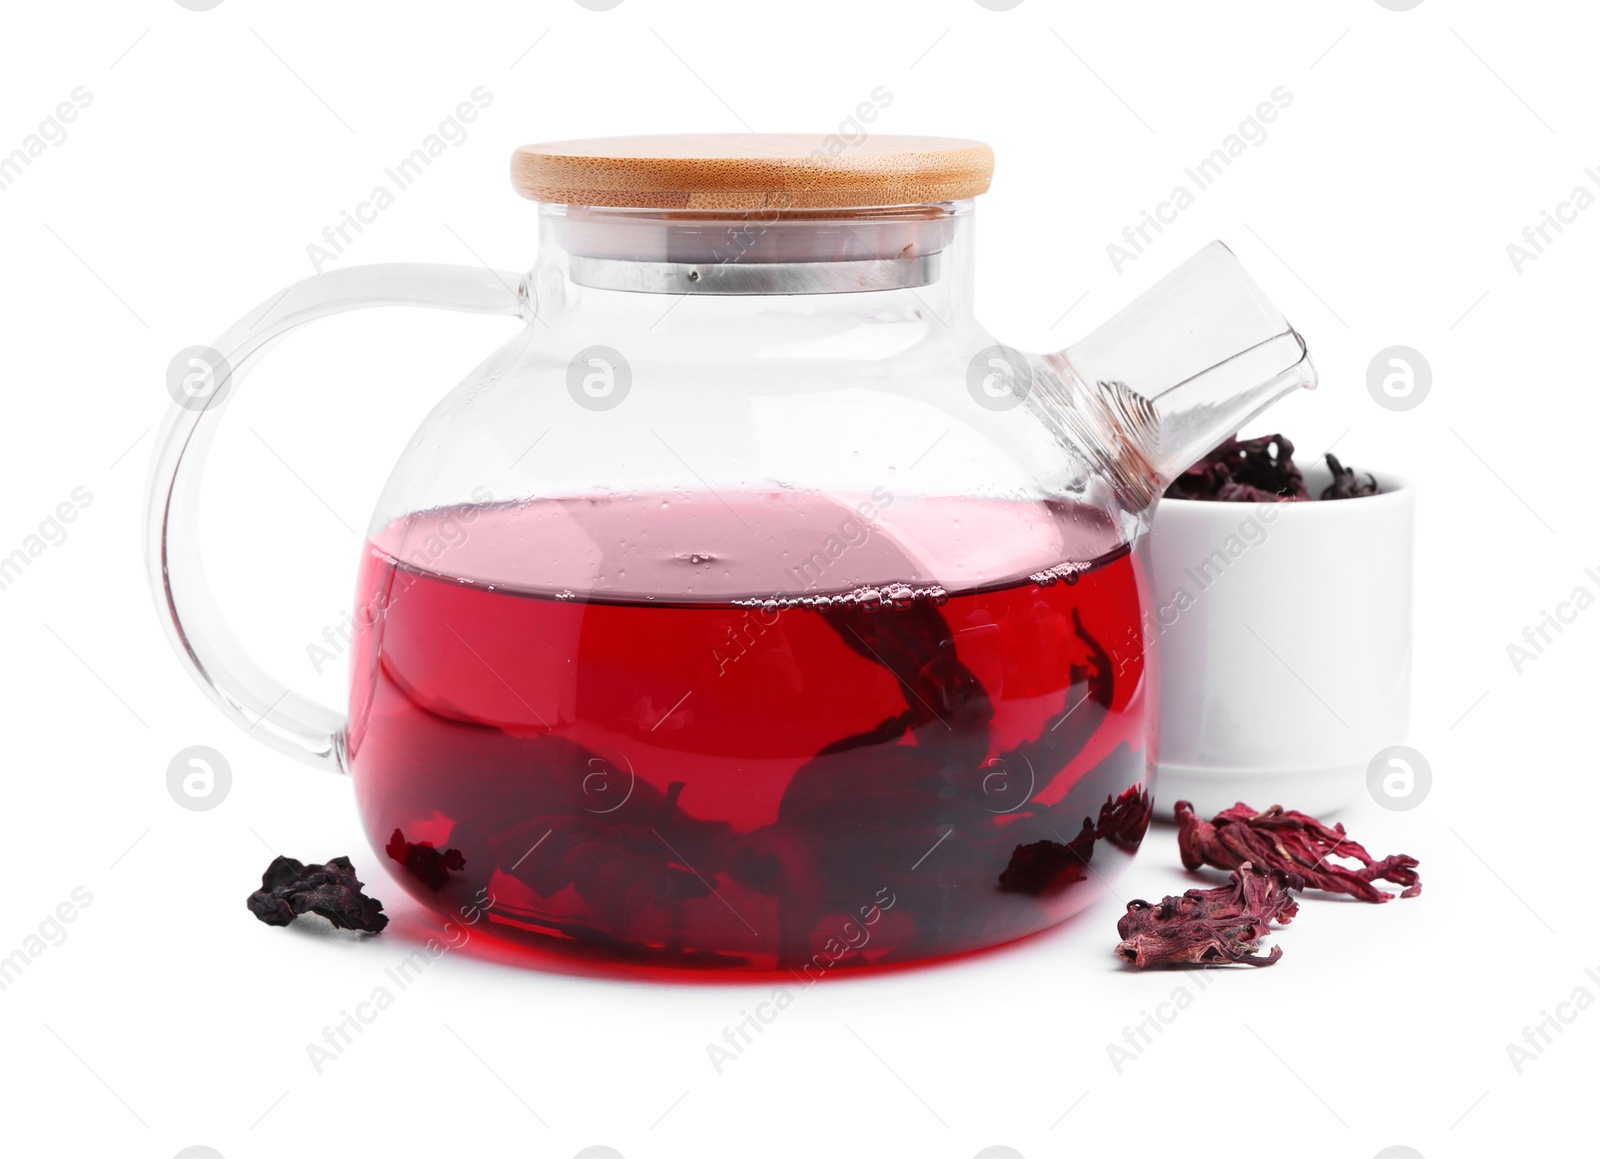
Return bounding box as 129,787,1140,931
997,784,1153,895
345,492,1156,970
385,828,467,892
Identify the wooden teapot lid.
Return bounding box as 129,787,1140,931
512,134,994,210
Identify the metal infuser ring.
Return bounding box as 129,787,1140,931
568,252,941,295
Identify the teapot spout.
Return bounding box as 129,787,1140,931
1043,241,1317,512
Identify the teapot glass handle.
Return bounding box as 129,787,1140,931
145,263,527,773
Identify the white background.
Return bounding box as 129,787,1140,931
1,1,1595,1156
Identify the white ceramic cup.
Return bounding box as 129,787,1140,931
1147,465,1414,817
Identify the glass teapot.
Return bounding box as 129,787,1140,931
147,135,1315,971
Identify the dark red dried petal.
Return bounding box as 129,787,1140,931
1321,453,1381,500
1175,800,1421,902
1164,434,1310,503
246,855,388,933
1116,863,1299,968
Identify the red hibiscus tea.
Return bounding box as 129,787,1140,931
346,492,1155,971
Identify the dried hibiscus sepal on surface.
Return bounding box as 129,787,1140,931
1175,800,1421,902
247,855,388,933
1116,863,1300,968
